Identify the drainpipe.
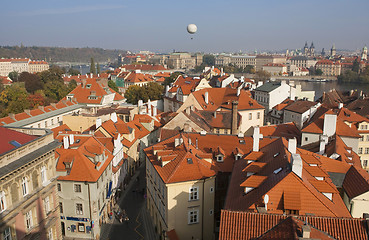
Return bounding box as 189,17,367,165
86,182,94,239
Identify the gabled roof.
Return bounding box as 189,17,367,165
284,100,318,114
343,165,369,199
254,82,281,93
168,76,201,95
219,210,368,240
124,72,154,83
192,88,264,111
55,135,113,182
346,98,369,118
258,122,301,142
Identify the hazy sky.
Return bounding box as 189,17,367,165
1,0,369,53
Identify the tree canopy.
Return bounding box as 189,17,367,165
124,82,164,104
90,57,96,75
163,72,182,86
108,80,119,93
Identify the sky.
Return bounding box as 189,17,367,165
1,0,369,53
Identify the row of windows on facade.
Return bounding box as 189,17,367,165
59,202,84,215
358,147,369,154
0,166,48,213
359,134,369,142
29,117,60,129
1,195,55,240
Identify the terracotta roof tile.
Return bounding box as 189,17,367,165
0,126,37,154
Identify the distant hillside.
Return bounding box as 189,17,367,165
0,46,127,63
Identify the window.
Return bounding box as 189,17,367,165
45,121,48,128
74,184,81,193
304,137,308,142
360,135,364,141
0,191,6,212
209,209,213,215
48,228,53,240
76,203,83,215
57,183,61,191
217,155,223,162
366,148,369,154
367,135,369,141
257,112,260,119
188,209,199,224
59,202,63,214
216,129,220,134
22,177,28,196
189,187,198,201
57,117,60,123
25,210,33,230
363,160,368,167
249,113,252,120
359,148,363,154
3,227,11,240
78,223,85,232
210,187,214,193
44,196,50,214
41,166,47,184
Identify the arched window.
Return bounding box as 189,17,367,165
22,177,28,196
32,171,39,189
41,166,47,184
0,191,6,212
11,183,19,204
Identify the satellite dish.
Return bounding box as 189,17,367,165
187,24,197,34
264,194,269,211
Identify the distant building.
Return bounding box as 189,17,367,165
315,59,341,76
0,58,49,77
167,52,202,69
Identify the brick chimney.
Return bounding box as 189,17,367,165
231,101,238,135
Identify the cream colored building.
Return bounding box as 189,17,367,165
0,127,62,240
357,121,369,170
29,60,49,73
167,52,202,69
0,59,12,77
316,59,342,76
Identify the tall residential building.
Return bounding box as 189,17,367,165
0,126,62,240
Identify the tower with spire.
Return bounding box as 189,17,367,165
330,44,336,56
309,42,315,56
303,42,309,55
361,46,367,61
321,48,325,57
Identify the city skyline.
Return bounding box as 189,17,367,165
1,0,369,53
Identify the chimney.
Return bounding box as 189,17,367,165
302,225,311,239
9,113,15,120
111,112,118,123
25,109,31,115
148,105,152,116
338,103,343,109
253,127,263,152
38,106,45,112
288,138,297,154
323,114,337,137
153,106,157,116
214,111,217,118
221,68,224,76
69,134,75,145
90,73,93,78
291,153,303,178
96,118,102,129
240,76,244,82
204,91,209,105
174,138,182,147
63,136,69,149
319,135,328,155
165,85,170,97
237,87,241,97
231,101,239,135
196,138,198,149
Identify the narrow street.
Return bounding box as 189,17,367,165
100,163,158,240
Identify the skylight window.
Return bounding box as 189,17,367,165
273,153,279,158
187,158,193,164
9,140,21,148
86,84,92,89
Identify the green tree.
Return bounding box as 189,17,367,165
145,82,164,101
38,66,64,84
254,70,271,81
68,79,77,91
315,69,323,76
124,85,141,104
44,80,70,101
90,57,96,75
8,71,19,81
0,85,30,116
163,72,182,86
108,80,119,93
97,62,101,74
337,70,359,83
68,68,81,76
352,58,360,73
203,54,215,66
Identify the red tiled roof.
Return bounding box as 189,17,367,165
343,165,369,199
219,210,368,240
259,122,301,141
0,126,37,154
124,72,154,83
122,64,167,71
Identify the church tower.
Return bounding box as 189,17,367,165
309,42,315,56
330,44,336,56
361,46,367,61
321,48,325,57
303,42,309,55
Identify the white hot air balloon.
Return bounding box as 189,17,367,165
187,24,197,39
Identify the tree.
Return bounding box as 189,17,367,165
0,85,30,116
27,93,45,108
254,70,271,81
315,69,323,76
68,68,81,76
8,71,19,82
203,54,215,66
124,85,141,104
38,66,64,84
145,82,164,101
108,80,119,93
163,72,182,86
68,79,77,91
90,57,96,75
97,62,101,74
352,58,360,73
19,72,43,93
44,80,70,101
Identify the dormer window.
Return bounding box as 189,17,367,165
86,84,92,89
235,154,242,160
216,155,223,162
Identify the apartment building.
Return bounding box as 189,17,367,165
0,127,61,240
